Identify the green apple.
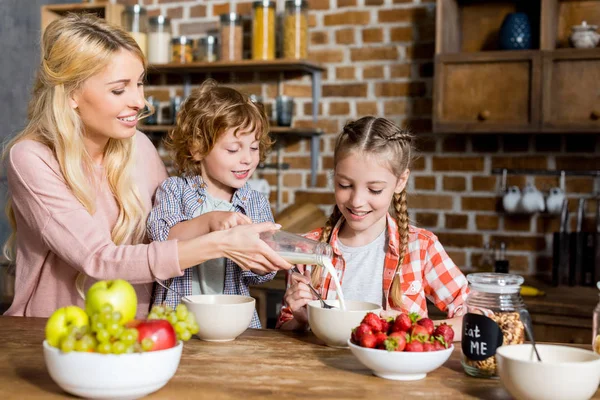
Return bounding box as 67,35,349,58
85,279,138,324
45,306,89,348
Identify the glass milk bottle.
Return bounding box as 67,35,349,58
259,230,332,265
148,16,171,64
461,273,526,378
122,5,148,57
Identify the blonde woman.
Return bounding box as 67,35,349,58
3,14,290,318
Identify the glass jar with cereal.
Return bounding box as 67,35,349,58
283,0,308,59
461,273,526,378
252,0,276,60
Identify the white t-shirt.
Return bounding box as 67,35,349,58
337,229,387,307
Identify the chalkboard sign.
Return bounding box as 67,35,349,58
462,313,504,361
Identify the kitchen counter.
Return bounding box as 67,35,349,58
0,316,598,399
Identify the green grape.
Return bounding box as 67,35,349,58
141,338,154,351
60,337,76,353
101,303,113,314
120,329,137,345
74,340,89,352
167,314,178,326
67,324,80,336
90,313,100,330
111,311,122,323
96,329,110,343
99,311,113,325
126,345,135,354
180,331,192,341
147,312,160,320
97,342,112,354
91,320,104,333
81,334,97,350
189,322,199,334
174,321,187,335
106,322,122,336
185,313,197,325
175,304,189,320
152,305,165,316
112,341,126,355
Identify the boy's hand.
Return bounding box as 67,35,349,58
207,211,252,232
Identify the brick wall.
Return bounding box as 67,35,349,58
122,0,600,277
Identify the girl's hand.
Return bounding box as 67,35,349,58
284,268,315,325
207,211,252,232
218,222,292,273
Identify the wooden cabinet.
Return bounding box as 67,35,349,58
41,3,124,33
542,49,600,132
434,0,600,134
434,52,541,133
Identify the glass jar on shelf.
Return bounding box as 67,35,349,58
593,282,600,354
195,34,219,62
220,13,243,61
148,15,171,64
171,36,194,64
122,5,148,56
252,0,276,60
461,273,526,379
283,0,308,59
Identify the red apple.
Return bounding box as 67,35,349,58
127,319,177,351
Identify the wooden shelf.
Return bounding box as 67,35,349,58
147,60,325,75
41,3,124,33
140,125,323,137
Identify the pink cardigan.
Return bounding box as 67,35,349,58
4,132,182,318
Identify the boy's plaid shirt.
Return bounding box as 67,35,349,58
147,174,275,329
277,214,469,328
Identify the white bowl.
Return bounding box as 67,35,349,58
43,340,182,399
182,294,255,341
348,340,453,380
307,300,381,348
496,344,600,400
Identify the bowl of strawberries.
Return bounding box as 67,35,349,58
348,312,455,381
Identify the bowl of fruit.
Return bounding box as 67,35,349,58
348,312,454,380
307,300,381,348
181,294,255,341
43,279,199,399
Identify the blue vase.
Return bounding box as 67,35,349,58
499,12,532,50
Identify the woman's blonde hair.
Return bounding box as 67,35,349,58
313,116,414,308
166,79,272,177
3,13,150,260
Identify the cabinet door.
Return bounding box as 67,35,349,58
542,50,600,132
434,51,541,133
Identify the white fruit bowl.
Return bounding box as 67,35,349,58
348,339,453,380
43,340,182,399
182,295,255,341
307,300,381,348
496,344,600,400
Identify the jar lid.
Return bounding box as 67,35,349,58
253,0,276,8
220,12,241,23
172,36,192,45
285,0,308,8
467,273,524,294
149,15,170,25
124,5,147,14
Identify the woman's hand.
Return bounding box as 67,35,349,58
283,267,315,325
207,211,252,232
218,222,293,274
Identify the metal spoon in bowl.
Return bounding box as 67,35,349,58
519,308,542,362
154,279,193,303
291,267,336,309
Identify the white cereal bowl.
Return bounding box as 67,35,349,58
348,340,453,381
43,340,182,399
182,294,255,341
307,300,381,348
496,344,600,400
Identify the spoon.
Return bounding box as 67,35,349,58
519,309,542,362
291,267,336,309
154,280,193,303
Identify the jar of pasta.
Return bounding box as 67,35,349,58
283,0,308,59
171,36,193,64
220,13,243,61
461,273,526,378
252,0,276,60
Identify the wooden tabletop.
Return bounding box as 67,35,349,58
0,316,597,399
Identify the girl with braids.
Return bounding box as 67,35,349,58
276,117,469,341
3,14,290,319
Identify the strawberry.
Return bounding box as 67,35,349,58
391,313,412,333
352,323,372,344
405,340,424,352
422,342,435,352
433,323,454,344
374,332,388,348
416,317,435,335
360,332,377,348
361,312,384,333
389,331,408,340
383,334,407,352
380,317,393,334
432,337,447,351
410,324,430,342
